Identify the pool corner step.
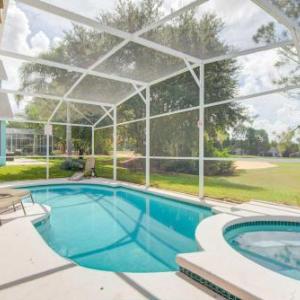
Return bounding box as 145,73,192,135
176,252,261,300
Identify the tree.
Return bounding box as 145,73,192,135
275,126,300,157
244,128,270,155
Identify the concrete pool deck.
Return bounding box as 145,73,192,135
0,178,300,299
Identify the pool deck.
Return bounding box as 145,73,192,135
1,178,300,300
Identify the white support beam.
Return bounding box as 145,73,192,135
48,100,63,123
204,85,300,108
203,40,294,64
3,117,93,127
0,88,114,107
63,74,86,100
150,65,194,86
117,85,146,107
251,1,300,60
118,117,147,126
145,86,150,187
92,126,95,156
113,106,117,181
199,63,205,199
133,84,146,104
94,125,113,130
90,40,130,71
133,36,202,64
102,106,113,121
70,103,93,125
184,59,201,89
0,49,146,86
93,107,114,127
251,0,300,33
46,125,49,179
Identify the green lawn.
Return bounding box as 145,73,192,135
1,157,300,206
96,158,300,206
0,158,73,181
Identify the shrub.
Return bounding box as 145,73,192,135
204,161,235,176
60,158,84,171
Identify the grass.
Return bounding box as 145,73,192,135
1,157,300,206
0,158,73,181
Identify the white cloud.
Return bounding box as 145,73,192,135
237,49,279,96
1,1,56,91
2,1,51,56
30,31,50,55
242,92,300,140
2,1,32,54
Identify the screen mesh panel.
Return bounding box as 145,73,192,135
94,42,186,83
40,0,196,33
150,110,199,157
8,95,59,122
205,89,300,159
150,69,199,116
117,92,146,123
1,56,82,97
142,0,291,60
205,47,300,104
69,75,135,104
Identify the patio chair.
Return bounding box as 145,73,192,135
69,157,96,181
0,188,34,225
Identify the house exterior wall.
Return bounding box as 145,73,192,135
0,121,6,166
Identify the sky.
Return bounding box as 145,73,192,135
1,0,299,139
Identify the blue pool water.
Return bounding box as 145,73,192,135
25,184,212,272
224,221,300,281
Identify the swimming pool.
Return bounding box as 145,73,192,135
25,184,212,273
224,220,300,281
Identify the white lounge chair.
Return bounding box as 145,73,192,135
0,188,34,225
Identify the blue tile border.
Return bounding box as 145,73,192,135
224,220,300,236
180,267,242,300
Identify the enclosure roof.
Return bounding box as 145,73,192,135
0,0,299,124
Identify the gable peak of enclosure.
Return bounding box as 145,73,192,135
0,0,299,119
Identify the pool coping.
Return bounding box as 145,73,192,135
1,178,300,299
0,177,232,210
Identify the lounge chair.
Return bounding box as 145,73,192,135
69,157,96,181
0,188,34,225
